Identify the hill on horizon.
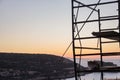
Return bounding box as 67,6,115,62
0,52,75,80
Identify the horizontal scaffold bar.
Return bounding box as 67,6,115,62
75,35,120,40
73,0,118,8
75,53,100,56
102,52,120,56
77,68,120,73
74,17,118,24
102,41,119,43
75,47,100,50
100,15,118,19
74,36,98,40
101,28,119,31
75,52,120,56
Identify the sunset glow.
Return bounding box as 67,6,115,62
0,0,119,58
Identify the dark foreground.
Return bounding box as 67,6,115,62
0,52,75,80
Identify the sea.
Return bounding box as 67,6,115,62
66,57,120,80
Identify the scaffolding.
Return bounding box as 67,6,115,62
71,0,120,80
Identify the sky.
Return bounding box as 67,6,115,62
0,0,72,57
0,0,119,57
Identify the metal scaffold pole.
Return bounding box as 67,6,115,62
71,0,78,80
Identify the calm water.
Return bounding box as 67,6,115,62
66,57,120,80
66,73,120,80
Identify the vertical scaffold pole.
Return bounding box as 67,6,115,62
118,0,120,45
98,9,103,67
71,0,78,80
98,9,103,80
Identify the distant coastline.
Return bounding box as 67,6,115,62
0,52,75,80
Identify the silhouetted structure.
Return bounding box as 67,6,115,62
71,0,120,80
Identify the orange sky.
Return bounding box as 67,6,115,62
0,0,119,58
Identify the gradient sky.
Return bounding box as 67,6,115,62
0,0,119,57
0,0,72,56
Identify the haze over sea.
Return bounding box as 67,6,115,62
66,58,120,80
